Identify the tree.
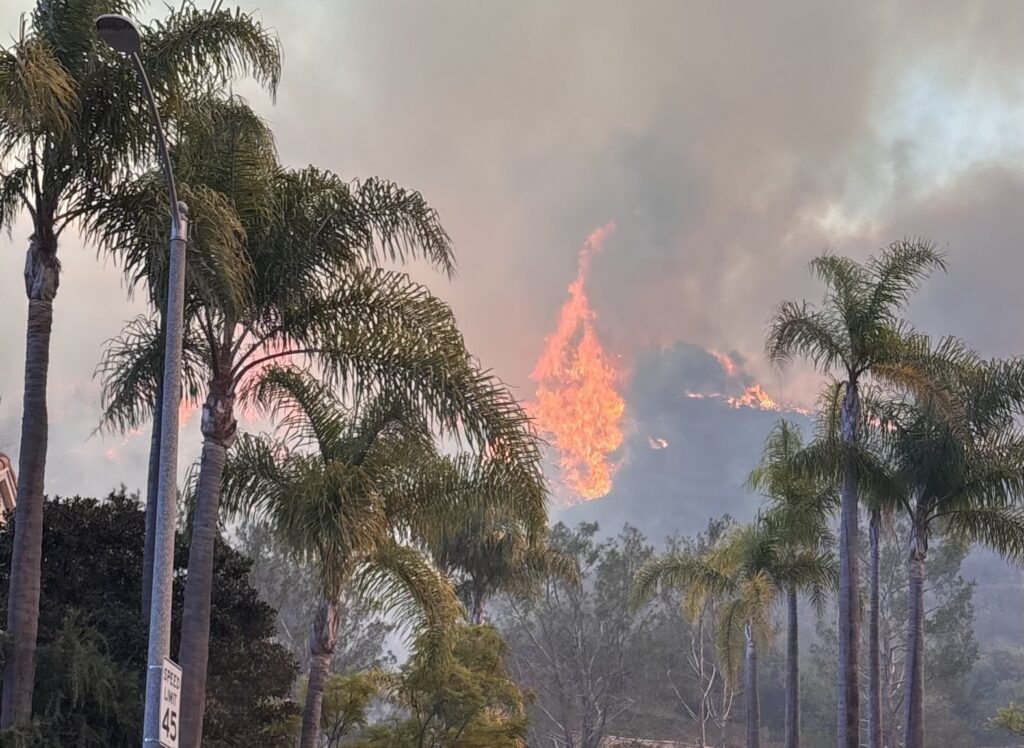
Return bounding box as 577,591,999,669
426,455,568,625
747,419,837,748
0,2,281,727
355,625,530,748
500,523,653,748
0,491,298,746
633,520,835,748
796,384,904,748
801,518,979,748
766,241,946,748
869,344,1024,748
220,367,470,748
236,520,395,675
97,94,543,743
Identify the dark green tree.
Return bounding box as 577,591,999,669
0,491,297,746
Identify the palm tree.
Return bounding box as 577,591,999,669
633,520,834,748
97,96,542,744
425,455,576,624
219,368,463,748
0,1,280,729
766,241,946,748
789,382,908,748
870,343,1024,748
746,419,836,748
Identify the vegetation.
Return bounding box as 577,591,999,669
0,491,297,746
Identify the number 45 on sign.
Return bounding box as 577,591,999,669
160,658,182,748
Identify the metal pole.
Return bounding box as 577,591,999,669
143,206,187,746
127,50,188,747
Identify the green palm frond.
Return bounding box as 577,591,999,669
0,166,32,232
353,541,460,669
247,266,542,473
765,300,849,371
864,239,946,322
630,552,733,614
0,21,79,146
941,505,1024,563
350,177,456,276
142,1,282,103
94,313,207,432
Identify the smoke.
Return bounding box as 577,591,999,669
2,1,1024,499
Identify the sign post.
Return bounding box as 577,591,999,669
159,658,182,748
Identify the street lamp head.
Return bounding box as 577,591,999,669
95,14,141,55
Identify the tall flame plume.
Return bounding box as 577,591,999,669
530,223,625,504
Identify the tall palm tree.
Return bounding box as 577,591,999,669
871,343,1024,748
746,419,836,748
766,241,946,748
219,368,463,748
0,1,280,729
795,382,906,748
632,520,834,748
97,96,542,745
425,455,576,624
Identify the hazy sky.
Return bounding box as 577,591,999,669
2,1,1024,499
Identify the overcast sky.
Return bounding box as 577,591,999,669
2,1,1024,499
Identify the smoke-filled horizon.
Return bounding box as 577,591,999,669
2,1,1024,504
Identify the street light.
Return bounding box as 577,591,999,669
96,14,188,747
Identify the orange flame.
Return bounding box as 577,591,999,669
687,350,812,416
726,383,780,411
530,223,625,503
708,349,738,378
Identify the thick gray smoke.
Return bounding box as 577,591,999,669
2,1,1024,502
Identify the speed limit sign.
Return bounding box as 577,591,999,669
159,658,182,748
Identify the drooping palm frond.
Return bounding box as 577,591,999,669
142,1,282,105
0,22,79,150
237,266,543,476
629,552,734,616
350,177,455,277
941,505,1024,563
352,541,460,669
94,313,207,432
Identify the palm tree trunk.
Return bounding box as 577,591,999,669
785,586,799,748
837,380,861,748
902,511,927,748
470,587,486,625
868,509,882,748
178,381,236,747
1,234,59,730
142,306,167,618
299,599,340,748
745,622,760,748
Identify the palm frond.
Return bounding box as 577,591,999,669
766,300,849,372
0,22,79,145
353,541,460,669
142,1,282,103
864,238,946,321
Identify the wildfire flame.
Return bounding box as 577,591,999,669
726,383,780,411
530,223,625,504
708,349,738,378
685,350,812,416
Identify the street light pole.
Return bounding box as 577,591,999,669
96,15,188,747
